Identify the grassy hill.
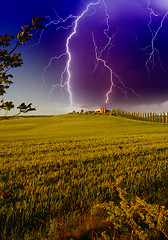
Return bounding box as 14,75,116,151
0,115,168,239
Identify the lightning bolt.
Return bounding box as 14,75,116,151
143,0,168,76
29,14,78,49
31,0,140,106
91,0,140,104
99,0,112,57
92,32,140,104
92,32,113,103
43,16,78,101
40,0,102,106
91,0,115,104
64,0,103,105
41,53,67,95
29,13,78,101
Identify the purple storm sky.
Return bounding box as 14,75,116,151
1,0,168,114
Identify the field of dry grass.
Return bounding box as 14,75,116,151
0,114,168,239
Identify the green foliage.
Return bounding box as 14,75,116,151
16,15,45,45
0,115,168,239
0,15,45,116
93,187,168,239
17,103,36,115
0,99,14,116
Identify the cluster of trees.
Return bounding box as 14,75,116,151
111,109,168,124
0,15,45,117
69,109,85,114
70,108,168,125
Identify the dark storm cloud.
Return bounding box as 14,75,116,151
66,0,168,106
1,0,168,111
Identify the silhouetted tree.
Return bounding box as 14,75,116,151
0,99,14,116
17,103,36,115
0,15,46,116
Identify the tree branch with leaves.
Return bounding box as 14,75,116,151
0,15,46,117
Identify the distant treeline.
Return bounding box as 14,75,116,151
69,109,168,124
111,109,168,124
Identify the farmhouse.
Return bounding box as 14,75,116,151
94,107,110,114
94,107,105,113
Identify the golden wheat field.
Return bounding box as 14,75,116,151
0,114,168,239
